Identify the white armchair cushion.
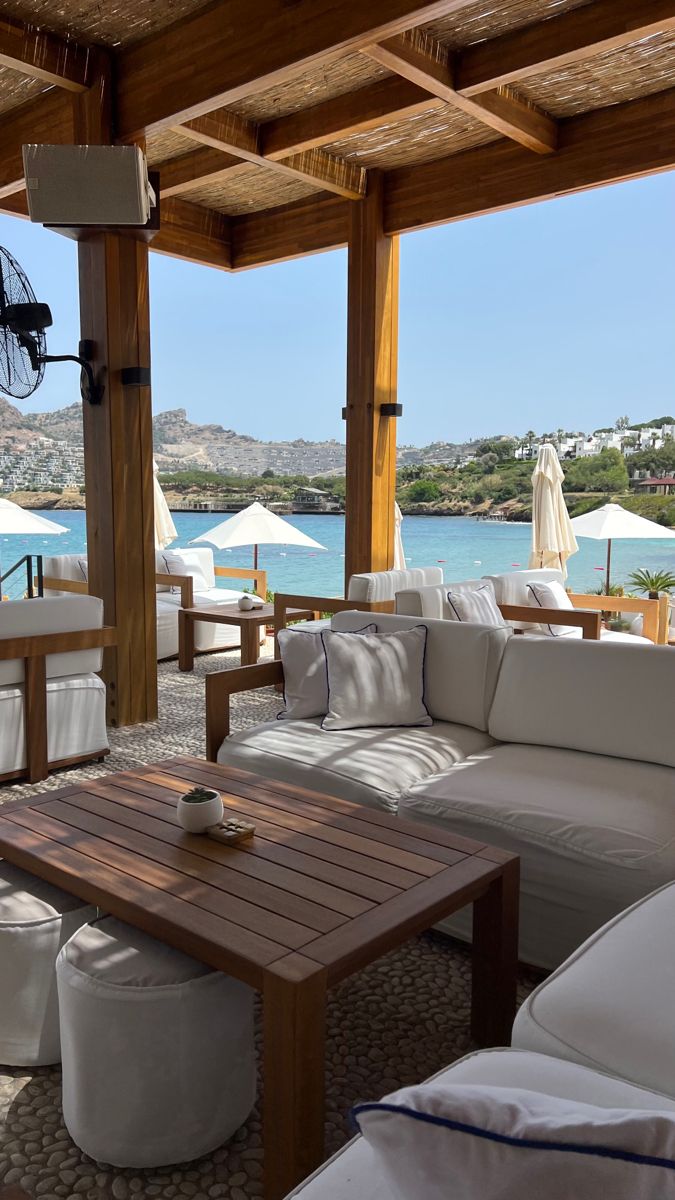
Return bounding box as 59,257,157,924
277,624,376,720
354,1082,675,1200
0,595,104,686
159,547,215,593
348,567,443,603
322,626,432,731
446,582,505,627
526,580,577,636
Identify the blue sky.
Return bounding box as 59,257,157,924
1,169,674,446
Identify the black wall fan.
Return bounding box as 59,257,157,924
0,245,103,404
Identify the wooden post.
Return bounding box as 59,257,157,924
74,58,158,725
344,172,399,586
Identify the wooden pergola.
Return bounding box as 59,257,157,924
0,0,674,728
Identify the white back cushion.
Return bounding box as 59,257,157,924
0,595,105,685
489,637,675,768
396,580,484,620
331,610,510,731
484,569,565,631
348,566,443,603
158,547,215,593
42,554,89,597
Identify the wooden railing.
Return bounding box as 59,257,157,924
567,593,668,644
0,624,117,784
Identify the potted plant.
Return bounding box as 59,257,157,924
627,568,675,600
177,785,224,833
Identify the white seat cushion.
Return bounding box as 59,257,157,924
513,883,675,1100
218,719,495,813
0,673,108,775
284,1049,675,1198
400,743,675,968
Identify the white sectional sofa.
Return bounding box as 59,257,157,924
0,594,110,782
284,881,675,1199
43,549,261,661
214,611,675,970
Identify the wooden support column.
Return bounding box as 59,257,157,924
344,172,399,586
75,57,158,725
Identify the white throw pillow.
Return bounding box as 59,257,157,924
321,626,432,731
354,1083,675,1200
447,582,505,627
161,550,211,595
277,624,376,721
527,579,576,636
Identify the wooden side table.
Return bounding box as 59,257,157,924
178,603,315,670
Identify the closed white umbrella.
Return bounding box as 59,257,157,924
529,444,578,578
570,502,675,592
393,501,405,570
153,461,177,550
190,501,325,569
0,497,68,597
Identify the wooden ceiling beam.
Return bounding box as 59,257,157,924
261,76,441,157
158,146,245,197
0,88,74,199
0,13,92,92
178,108,367,200
366,30,557,154
384,85,675,234
115,0,480,137
231,193,349,270
456,0,675,96
152,198,232,270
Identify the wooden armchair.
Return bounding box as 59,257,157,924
44,565,268,610
0,620,117,784
499,604,602,639
206,659,283,761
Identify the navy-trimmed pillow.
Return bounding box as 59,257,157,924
321,625,432,731
353,1083,675,1200
276,624,376,721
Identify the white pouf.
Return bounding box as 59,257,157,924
56,917,257,1167
0,859,97,1066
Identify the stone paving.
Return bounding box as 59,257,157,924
0,647,538,1200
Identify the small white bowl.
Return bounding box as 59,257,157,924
238,595,254,611
177,790,224,833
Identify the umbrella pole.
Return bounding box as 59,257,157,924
606,539,612,593
253,544,258,572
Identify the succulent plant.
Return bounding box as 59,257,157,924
182,786,217,804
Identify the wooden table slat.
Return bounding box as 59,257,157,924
7,805,316,953
43,796,348,936
50,785,371,921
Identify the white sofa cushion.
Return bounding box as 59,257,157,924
446,581,505,626
322,626,432,731
0,673,108,774
348,567,443,603
42,553,89,597
513,883,675,1100
158,547,215,592
484,568,564,631
396,580,483,621
218,718,494,813
355,1082,675,1200
284,1050,675,1199
278,624,376,720
331,612,509,733
400,743,675,968
0,595,104,686
526,579,577,636
489,636,675,769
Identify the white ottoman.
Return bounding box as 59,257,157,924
512,881,675,1099
0,859,96,1066
56,917,256,1167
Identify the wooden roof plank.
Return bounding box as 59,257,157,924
366,30,557,154
457,0,675,96
0,13,91,92
114,0,483,137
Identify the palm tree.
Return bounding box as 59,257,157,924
627,568,675,597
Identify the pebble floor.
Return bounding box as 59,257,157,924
0,646,539,1200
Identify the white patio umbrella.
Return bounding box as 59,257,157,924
393,501,405,570
153,460,177,550
190,501,325,568
0,498,68,595
528,443,578,579
570,502,675,591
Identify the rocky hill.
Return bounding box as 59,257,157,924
0,399,477,475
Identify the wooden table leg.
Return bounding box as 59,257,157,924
178,610,195,672
240,619,261,666
25,654,48,783
263,954,327,1200
470,855,519,1047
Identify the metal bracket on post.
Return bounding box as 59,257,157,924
120,367,151,387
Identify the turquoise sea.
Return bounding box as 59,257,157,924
3,510,675,599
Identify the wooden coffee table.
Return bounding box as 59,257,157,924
178,602,315,670
0,758,519,1199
